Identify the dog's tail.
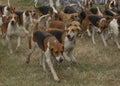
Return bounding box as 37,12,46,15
49,0,58,13
97,7,103,17
38,14,51,22
8,0,10,6
55,0,60,7
34,0,38,8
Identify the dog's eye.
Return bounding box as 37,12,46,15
74,25,77,27
72,29,75,32
55,51,59,54
61,51,63,54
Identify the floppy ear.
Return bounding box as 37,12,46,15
71,15,75,20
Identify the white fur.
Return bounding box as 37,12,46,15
56,0,60,7
3,6,10,16
8,0,10,6
109,18,120,49
49,0,58,13
22,11,33,34
97,7,103,17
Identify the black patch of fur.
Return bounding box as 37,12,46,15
104,9,114,16
90,7,98,14
88,15,101,26
117,18,120,25
0,5,5,15
64,6,76,14
33,31,52,51
36,6,53,15
48,30,65,43
14,11,23,25
79,10,86,23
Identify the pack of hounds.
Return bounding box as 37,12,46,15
0,0,120,82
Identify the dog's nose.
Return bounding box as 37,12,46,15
59,58,63,63
67,35,70,38
11,20,15,25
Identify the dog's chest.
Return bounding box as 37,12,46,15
64,37,75,51
23,13,31,23
7,24,19,36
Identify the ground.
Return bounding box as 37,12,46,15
0,0,120,86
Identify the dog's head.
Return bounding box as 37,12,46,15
97,18,108,33
71,13,79,21
69,21,82,31
7,13,19,26
7,5,15,13
66,26,79,41
49,40,64,63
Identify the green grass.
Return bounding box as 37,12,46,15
1,0,120,86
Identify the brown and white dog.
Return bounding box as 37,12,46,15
1,13,20,54
108,18,120,49
14,10,36,34
81,15,109,46
0,0,15,16
57,9,79,23
26,30,64,82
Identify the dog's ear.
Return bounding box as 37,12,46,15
2,15,8,23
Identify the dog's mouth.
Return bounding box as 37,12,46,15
67,35,74,41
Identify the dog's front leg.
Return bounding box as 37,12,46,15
26,40,36,64
23,24,29,34
100,32,107,47
6,36,13,54
68,49,77,63
113,33,120,49
70,52,77,63
1,33,7,47
46,58,59,82
91,26,96,44
87,26,91,37
16,36,21,51
63,51,71,62
45,48,60,82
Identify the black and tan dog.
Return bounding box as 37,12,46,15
47,25,79,62
26,29,64,82
81,15,109,46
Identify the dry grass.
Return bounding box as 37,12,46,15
0,0,120,86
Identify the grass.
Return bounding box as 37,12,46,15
1,0,120,86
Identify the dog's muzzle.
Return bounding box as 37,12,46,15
11,20,16,25
56,56,64,63
67,35,74,41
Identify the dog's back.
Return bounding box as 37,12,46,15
33,30,52,50
47,29,66,43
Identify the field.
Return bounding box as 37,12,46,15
0,0,120,86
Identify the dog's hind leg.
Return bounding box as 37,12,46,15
26,38,36,64
16,36,21,51
100,32,107,47
68,49,77,63
114,33,120,49
91,27,96,45
6,36,13,54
